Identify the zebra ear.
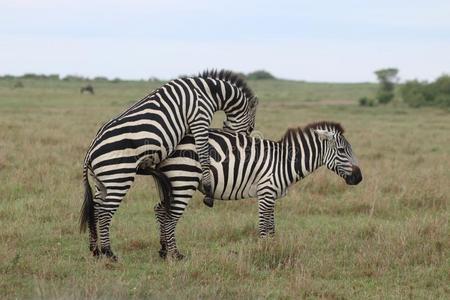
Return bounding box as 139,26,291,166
313,129,334,141
249,97,258,110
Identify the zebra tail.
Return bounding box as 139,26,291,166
79,163,94,233
148,169,173,212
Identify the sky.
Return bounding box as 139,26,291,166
1,0,450,82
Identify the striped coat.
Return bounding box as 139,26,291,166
80,70,258,260
152,122,362,259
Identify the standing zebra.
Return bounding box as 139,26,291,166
152,121,362,259
80,70,258,260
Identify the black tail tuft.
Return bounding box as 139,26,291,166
148,169,173,212
80,167,95,233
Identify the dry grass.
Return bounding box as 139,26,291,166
0,79,449,299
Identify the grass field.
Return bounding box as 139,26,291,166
0,78,449,299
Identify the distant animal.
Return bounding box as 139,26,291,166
13,81,24,88
80,85,95,94
151,121,362,259
79,70,258,261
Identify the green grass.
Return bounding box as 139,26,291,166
0,79,449,299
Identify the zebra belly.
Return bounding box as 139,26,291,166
210,160,259,200
91,122,184,173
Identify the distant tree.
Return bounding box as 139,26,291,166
0,75,15,80
148,76,159,82
22,73,39,79
374,68,398,104
247,70,276,80
94,76,109,81
63,75,87,81
48,74,60,80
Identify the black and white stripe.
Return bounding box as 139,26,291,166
80,70,258,260
152,121,362,258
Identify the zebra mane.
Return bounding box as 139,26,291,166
280,121,345,141
197,69,255,100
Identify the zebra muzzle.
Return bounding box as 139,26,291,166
345,165,362,185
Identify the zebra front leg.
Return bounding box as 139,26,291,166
190,118,214,208
257,196,276,238
154,202,168,258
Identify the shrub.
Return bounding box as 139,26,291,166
401,75,450,108
63,75,87,81
401,80,428,107
377,91,395,104
0,75,15,80
400,75,450,107
247,70,275,80
94,76,109,81
359,97,376,107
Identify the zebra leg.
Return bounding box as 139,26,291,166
268,209,275,236
97,207,118,261
257,195,276,238
190,117,214,208
164,211,184,260
159,180,195,260
88,185,105,257
154,202,167,258
97,183,133,261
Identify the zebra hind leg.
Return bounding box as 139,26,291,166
164,212,184,260
90,202,100,257
88,188,104,258
97,207,118,261
154,202,168,258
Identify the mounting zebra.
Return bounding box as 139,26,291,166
151,121,362,259
79,70,258,260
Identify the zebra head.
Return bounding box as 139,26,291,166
314,127,362,185
223,96,258,135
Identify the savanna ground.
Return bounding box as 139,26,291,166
0,78,449,299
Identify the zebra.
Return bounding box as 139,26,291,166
151,121,362,259
79,70,259,260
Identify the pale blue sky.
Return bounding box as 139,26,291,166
1,0,449,82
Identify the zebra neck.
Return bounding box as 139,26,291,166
221,81,246,112
279,131,325,187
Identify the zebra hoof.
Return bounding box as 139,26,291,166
92,247,100,258
158,249,167,259
203,196,214,208
101,248,118,262
167,250,184,261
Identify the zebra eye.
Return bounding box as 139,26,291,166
337,147,345,153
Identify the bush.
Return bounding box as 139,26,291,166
359,97,368,106
247,70,275,80
63,75,87,81
377,91,395,104
94,76,109,81
0,75,15,80
401,75,450,108
359,97,376,107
